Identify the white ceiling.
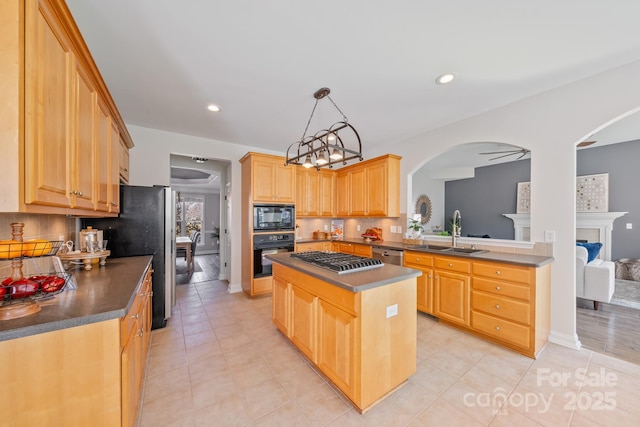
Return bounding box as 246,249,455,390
66,0,640,162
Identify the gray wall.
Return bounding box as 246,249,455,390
445,159,530,239
444,140,640,260
577,140,640,260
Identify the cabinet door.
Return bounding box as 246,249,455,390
109,122,120,213
416,268,434,314
336,171,350,216
290,285,317,361
349,167,367,215
366,160,387,216
95,96,111,212
306,170,320,216
272,276,289,335
253,159,277,202
121,319,140,427
273,163,296,202
24,0,72,208
434,270,470,326
69,55,97,210
319,169,335,216
295,168,308,216
119,138,130,183
317,299,356,396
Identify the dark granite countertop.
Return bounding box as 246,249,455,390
0,256,152,342
267,252,422,292
296,238,553,267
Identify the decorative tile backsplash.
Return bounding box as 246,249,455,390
0,213,76,242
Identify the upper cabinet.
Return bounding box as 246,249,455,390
335,155,401,218
296,168,335,217
0,0,134,217
242,153,296,203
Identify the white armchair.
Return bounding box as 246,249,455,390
576,245,615,310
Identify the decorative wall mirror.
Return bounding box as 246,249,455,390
415,194,432,224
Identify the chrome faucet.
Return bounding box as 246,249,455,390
452,209,462,247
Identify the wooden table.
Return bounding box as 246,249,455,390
176,236,193,272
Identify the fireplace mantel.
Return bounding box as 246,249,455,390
503,212,627,261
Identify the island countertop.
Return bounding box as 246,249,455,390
0,255,153,342
266,252,422,292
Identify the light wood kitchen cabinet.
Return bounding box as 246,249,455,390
109,122,121,213
121,265,152,427
319,169,336,216
296,241,331,252
470,260,550,358
333,155,401,217
120,137,130,184
95,96,112,212
272,263,416,413
433,256,471,327
295,168,320,216
0,0,134,217
244,153,296,203
296,168,335,217
332,242,372,257
404,251,434,314
0,263,152,427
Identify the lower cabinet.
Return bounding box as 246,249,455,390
272,263,416,412
295,241,331,252
433,256,471,327
121,266,153,427
404,251,434,314
0,265,153,426
331,242,372,257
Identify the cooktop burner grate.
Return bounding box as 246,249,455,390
290,251,383,274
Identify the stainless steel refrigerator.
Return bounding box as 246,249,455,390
81,185,176,329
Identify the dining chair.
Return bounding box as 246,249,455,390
189,231,201,271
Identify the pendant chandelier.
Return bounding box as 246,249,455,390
285,87,363,169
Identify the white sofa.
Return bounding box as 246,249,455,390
576,245,615,310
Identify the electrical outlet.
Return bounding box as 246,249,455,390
324,224,329,231
390,226,396,233
58,235,65,241
357,224,361,232
386,304,398,318
397,226,402,234
626,223,633,229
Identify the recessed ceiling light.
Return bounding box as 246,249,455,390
206,104,221,112
435,73,455,85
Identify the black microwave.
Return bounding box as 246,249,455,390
253,204,295,231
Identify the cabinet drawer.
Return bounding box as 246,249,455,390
404,251,433,268
335,243,354,253
471,291,530,325
353,244,372,257
434,256,471,274
471,311,530,349
472,277,530,301
473,262,533,285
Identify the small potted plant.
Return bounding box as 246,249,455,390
408,219,423,238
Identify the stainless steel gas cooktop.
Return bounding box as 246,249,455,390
290,251,383,274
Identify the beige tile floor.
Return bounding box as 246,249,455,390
139,280,640,426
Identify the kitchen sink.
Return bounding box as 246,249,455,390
442,247,488,255
406,244,487,255
406,244,450,251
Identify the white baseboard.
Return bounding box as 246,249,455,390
548,330,582,350
227,282,242,293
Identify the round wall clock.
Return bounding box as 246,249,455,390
415,194,432,225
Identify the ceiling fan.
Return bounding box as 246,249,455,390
479,148,531,161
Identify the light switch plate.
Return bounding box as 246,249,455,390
544,230,555,242
626,223,633,229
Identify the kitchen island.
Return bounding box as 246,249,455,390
0,256,153,427
267,252,421,413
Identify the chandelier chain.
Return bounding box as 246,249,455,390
326,95,348,123
300,99,320,141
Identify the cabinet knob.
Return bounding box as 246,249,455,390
495,326,500,331
495,304,500,309
495,286,501,291
448,263,453,267
131,313,139,320
496,271,501,275
137,329,144,337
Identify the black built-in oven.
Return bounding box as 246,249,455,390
253,204,295,231
253,233,295,278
